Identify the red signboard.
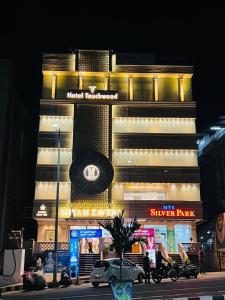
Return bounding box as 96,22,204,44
148,208,195,218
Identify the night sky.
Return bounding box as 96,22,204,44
1,1,225,238
1,1,225,130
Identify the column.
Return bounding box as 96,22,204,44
51,74,57,99
78,73,83,89
153,77,159,101
178,76,184,102
128,76,134,101
104,74,110,91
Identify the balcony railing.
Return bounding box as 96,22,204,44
181,242,201,254
34,242,69,252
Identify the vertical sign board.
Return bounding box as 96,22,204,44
133,228,156,267
70,230,79,277
70,229,102,276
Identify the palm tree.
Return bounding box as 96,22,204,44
99,210,147,281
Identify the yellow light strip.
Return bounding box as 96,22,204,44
112,117,195,121
43,70,193,79
113,149,197,153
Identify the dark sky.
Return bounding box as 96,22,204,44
1,1,225,130
1,1,225,237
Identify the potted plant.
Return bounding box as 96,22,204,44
99,210,146,300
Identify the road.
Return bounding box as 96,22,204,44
2,272,225,300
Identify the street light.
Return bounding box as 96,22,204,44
52,123,60,286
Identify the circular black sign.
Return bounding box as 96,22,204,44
69,152,114,194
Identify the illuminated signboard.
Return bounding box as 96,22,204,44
133,228,154,237
83,165,100,181
148,204,195,218
36,204,48,217
70,229,102,239
60,208,122,218
67,86,118,100
69,229,103,276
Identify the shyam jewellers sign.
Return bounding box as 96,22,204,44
67,86,118,100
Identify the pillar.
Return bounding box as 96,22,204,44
153,77,159,101
51,74,57,99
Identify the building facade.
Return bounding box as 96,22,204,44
33,50,202,256
197,118,225,270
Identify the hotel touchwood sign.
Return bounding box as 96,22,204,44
67,86,118,100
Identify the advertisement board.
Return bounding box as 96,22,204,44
43,250,70,273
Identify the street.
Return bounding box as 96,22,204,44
2,272,225,300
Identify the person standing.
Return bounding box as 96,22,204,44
198,246,206,273
143,252,151,283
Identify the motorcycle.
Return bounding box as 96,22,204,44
151,262,177,283
186,263,199,278
173,261,199,279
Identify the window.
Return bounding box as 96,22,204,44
94,261,109,270
124,191,167,201
123,259,133,267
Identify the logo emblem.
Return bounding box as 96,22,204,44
88,86,97,93
83,164,100,181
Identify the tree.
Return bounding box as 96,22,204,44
99,210,147,281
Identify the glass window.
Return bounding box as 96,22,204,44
123,259,133,267
94,261,108,268
112,260,121,266
174,224,191,253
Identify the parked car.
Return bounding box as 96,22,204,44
90,258,145,287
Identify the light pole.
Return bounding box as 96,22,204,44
52,123,60,286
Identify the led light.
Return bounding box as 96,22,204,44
52,123,59,129
210,126,221,130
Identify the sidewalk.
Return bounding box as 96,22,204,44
0,282,23,294
0,274,89,296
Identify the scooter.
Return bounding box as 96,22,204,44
60,268,72,287
22,267,46,290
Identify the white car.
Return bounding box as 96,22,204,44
90,258,145,287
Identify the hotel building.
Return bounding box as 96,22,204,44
33,50,202,259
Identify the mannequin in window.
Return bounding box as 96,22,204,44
88,241,94,253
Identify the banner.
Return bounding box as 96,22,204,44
111,281,133,300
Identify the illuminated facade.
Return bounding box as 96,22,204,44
33,50,202,255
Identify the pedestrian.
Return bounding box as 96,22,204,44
143,252,151,283
156,250,168,269
36,257,42,271
198,246,206,273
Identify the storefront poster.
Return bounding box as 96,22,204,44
167,229,175,253
70,232,79,276
43,250,70,273
146,236,156,268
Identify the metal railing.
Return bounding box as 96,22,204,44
181,242,201,254
34,242,69,252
